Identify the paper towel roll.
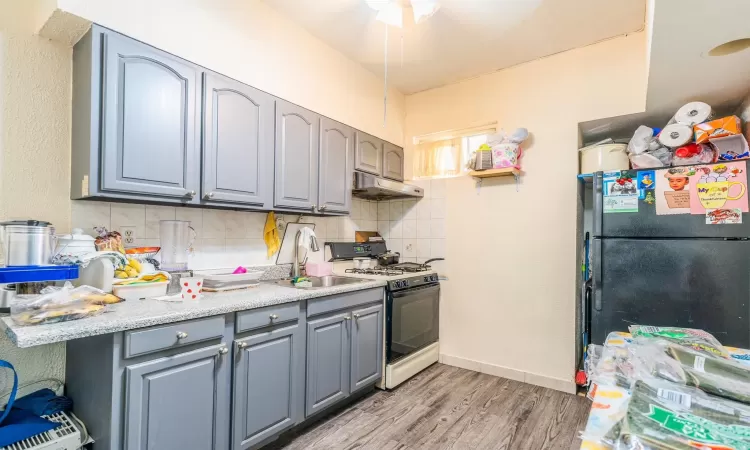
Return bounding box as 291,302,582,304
659,124,693,148
669,102,714,126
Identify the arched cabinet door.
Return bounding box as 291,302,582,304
100,31,200,201
318,117,354,214
382,142,405,181
274,100,320,211
202,72,273,208
355,131,383,176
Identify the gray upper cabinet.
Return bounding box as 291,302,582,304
124,344,228,450
275,101,320,211
382,143,405,181
202,72,274,208
306,311,350,417
233,323,303,450
318,118,354,214
99,28,200,201
355,132,383,176
350,303,384,393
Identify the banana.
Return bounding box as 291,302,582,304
115,270,128,279
124,266,138,278
127,258,142,273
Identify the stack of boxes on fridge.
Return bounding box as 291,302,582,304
628,102,750,169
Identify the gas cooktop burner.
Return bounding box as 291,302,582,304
345,268,405,277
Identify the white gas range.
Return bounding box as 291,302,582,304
327,242,442,390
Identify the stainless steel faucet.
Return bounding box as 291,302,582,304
292,228,319,278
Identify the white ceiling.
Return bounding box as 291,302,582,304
263,0,647,94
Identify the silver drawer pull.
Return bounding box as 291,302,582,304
353,314,360,321
218,346,228,355
176,332,188,340
344,316,351,321
237,342,249,349
270,314,279,320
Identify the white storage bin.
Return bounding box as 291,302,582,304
113,281,169,301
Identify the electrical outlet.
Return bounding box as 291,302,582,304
120,226,136,246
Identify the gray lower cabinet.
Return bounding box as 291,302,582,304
232,323,304,450
202,72,274,208
382,143,405,181
350,303,384,392
274,100,320,211
318,117,354,214
306,311,351,416
72,25,202,203
124,344,227,450
355,131,384,176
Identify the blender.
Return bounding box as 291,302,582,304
159,220,196,293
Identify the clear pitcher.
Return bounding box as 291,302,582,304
159,220,196,271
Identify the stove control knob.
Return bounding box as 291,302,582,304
424,276,429,282
431,275,438,282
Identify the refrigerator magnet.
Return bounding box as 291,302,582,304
706,208,742,225
603,171,639,213
690,162,748,215
655,167,695,215
636,171,655,199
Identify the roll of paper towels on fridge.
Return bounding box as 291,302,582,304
669,102,714,126
659,124,693,148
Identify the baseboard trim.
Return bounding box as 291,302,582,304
439,353,576,395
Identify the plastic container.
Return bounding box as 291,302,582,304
194,268,264,291
306,262,333,276
113,281,169,301
579,143,629,174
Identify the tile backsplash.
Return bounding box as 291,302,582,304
70,179,446,270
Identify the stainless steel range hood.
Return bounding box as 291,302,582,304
352,172,424,200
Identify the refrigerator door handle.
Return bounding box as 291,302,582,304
593,172,603,237
592,238,603,311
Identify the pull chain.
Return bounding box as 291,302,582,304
383,23,389,127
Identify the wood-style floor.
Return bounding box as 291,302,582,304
267,363,591,450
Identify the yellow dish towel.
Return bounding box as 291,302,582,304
264,212,281,257
113,272,170,286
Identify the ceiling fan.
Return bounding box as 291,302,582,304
365,0,440,126
365,0,440,27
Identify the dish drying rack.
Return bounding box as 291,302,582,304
0,411,89,450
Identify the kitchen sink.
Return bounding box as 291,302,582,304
270,276,366,289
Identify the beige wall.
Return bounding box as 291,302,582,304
56,0,405,145
0,0,71,393
404,32,648,390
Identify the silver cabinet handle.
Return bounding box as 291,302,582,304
344,316,351,321
187,190,196,197
176,331,188,340
353,313,360,320
205,192,215,199
218,346,228,355
311,205,317,211
270,314,279,320
318,205,327,211
237,342,249,349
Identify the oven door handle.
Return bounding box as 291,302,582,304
391,283,440,298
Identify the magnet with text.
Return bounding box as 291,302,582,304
655,167,695,215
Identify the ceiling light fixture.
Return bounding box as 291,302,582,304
708,38,750,57
366,0,440,126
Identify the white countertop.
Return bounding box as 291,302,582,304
1,279,386,348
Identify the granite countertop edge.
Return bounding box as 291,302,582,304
1,280,387,348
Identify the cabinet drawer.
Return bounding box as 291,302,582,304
307,288,384,317
236,302,300,333
123,316,225,359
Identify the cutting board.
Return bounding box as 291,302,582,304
276,222,316,265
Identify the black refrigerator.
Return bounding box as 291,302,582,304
590,161,750,347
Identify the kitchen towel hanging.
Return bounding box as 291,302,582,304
659,124,694,148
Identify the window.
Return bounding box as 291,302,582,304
412,126,493,179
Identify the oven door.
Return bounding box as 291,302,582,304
387,283,440,364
